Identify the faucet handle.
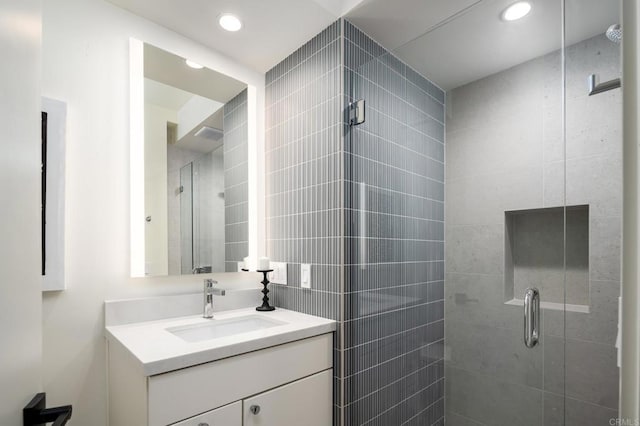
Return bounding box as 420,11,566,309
204,279,217,289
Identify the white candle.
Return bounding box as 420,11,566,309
243,256,250,270
258,257,270,271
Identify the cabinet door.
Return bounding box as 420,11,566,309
243,369,332,426
173,401,241,426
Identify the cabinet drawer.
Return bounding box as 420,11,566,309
149,333,333,426
243,369,333,426
172,401,241,426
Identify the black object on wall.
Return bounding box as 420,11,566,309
41,111,47,276
23,392,72,426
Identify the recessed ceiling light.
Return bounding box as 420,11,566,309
218,13,242,32
501,1,532,21
185,59,204,69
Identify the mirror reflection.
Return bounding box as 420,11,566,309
143,43,248,276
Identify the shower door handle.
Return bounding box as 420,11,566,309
524,288,540,348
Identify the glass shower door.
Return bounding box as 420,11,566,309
553,0,623,423
341,0,581,423
418,2,566,422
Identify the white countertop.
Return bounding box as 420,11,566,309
105,307,336,376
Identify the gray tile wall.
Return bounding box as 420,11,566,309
264,20,344,423
342,20,446,426
265,19,446,425
446,34,621,425
265,20,342,320
223,89,249,271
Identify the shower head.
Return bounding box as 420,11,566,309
606,24,622,43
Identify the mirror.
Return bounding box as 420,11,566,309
135,42,251,276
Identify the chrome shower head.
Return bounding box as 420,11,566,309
606,24,622,43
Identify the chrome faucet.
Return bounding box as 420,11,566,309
203,279,226,319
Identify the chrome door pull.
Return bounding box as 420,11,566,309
524,288,540,348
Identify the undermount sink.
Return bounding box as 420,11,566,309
167,315,287,343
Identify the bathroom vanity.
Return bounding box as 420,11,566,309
105,300,335,426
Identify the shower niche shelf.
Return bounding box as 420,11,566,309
504,205,590,313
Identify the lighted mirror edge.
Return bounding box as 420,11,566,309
128,37,265,278
130,38,145,278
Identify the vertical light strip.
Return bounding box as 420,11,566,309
129,38,145,277
247,85,259,270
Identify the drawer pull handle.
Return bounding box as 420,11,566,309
197,423,209,426
250,405,261,415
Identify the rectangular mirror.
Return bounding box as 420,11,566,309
130,40,260,277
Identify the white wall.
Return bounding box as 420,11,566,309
41,0,264,424
0,0,43,424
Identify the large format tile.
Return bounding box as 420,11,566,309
565,91,622,161
447,56,545,134
542,160,565,208
445,411,485,426
544,392,618,426
543,280,620,345
566,155,622,217
446,167,542,226
446,225,504,275
445,366,543,426
564,34,620,101
446,320,543,389
590,216,622,282
446,108,542,181
542,97,563,164
544,336,619,409
545,155,622,217
445,272,521,330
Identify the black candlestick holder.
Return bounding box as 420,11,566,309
256,269,275,311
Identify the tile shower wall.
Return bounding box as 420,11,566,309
223,89,249,271
264,21,343,422
265,21,343,320
445,34,621,425
342,21,445,425
266,19,446,425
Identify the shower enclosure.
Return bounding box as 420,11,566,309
264,0,622,423
344,0,622,424
178,149,226,275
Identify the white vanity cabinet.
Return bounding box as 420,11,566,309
243,369,332,426
107,333,333,426
172,402,241,426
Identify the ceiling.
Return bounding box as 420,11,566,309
109,0,620,90
108,0,364,73
348,0,620,89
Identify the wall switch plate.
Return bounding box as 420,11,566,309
301,264,311,289
271,262,287,285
